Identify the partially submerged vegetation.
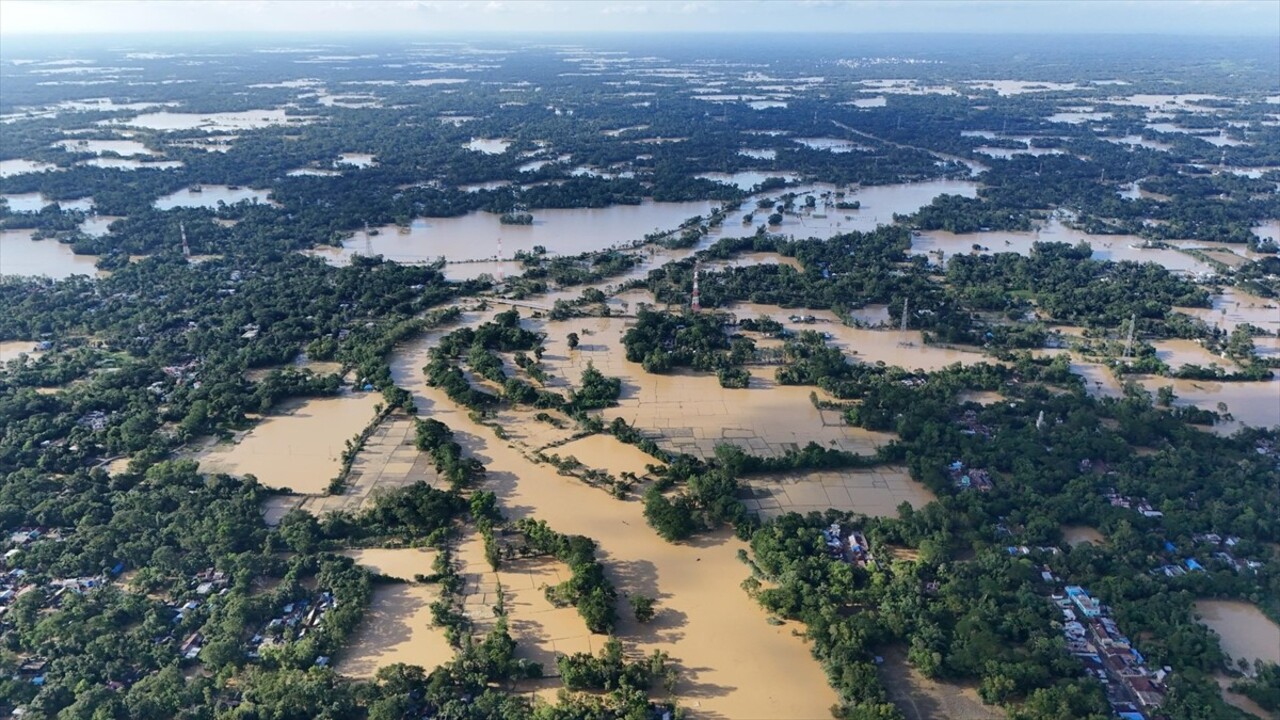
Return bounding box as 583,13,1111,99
2,31,1278,720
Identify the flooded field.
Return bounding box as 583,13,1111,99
154,185,273,210
1152,339,1232,370
1062,525,1105,546
911,218,1215,275
728,302,992,372
339,548,455,678
0,229,102,278
743,466,935,519
266,415,444,524
1179,288,1280,335
79,215,124,236
109,108,311,131
53,138,155,157
388,333,841,719
695,171,798,190
0,340,45,363
0,159,61,177
465,138,512,154
2,192,92,213
336,152,377,168
879,645,1002,720
455,534,597,674
793,137,869,153
81,157,183,170
194,391,380,494
1132,376,1280,431
1195,600,1280,669
765,179,981,236
312,199,717,264
534,314,898,460
551,434,660,478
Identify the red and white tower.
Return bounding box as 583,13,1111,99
497,236,504,283
691,260,701,312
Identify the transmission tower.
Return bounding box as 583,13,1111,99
691,260,702,313
1123,314,1137,358
180,221,191,259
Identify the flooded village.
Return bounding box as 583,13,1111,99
1,16,1279,720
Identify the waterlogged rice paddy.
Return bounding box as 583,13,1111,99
195,391,380,494
339,548,455,677
743,467,935,519
387,331,841,719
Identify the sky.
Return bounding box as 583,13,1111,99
0,0,1276,37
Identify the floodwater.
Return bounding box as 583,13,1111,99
761,179,981,237
1108,94,1228,112
0,229,102,278
2,193,93,213
287,167,341,177
0,159,60,177
194,391,380,494
1104,135,1172,152
974,146,1064,159
1214,674,1273,719
537,314,899,460
1194,600,1280,669
108,108,311,131
1177,288,1279,335
79,215,124,236
968,80,1079,95
0,340,45,363
1132,376,1280,431
455,533,597,676
80,157,183,170
551,435,660,478
309,199,718,264
1061,525,1105,546
743,466,935,519
154,185,273,210
727,302,992,372
1253,220,1279,245
737,148,776,160
845,96,887,108
793,137,868,153
1152,339,1231,370
386,334,841,718
53,138,155,157
465,138,511,154
911,218,1216,275
336,152,377,168
1046,110,1111,124
339,548,455,678
695,171,798,191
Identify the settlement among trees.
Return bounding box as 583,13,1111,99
1,32,1278,720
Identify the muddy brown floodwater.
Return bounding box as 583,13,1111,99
338,548,455,678
0,229,103,278
1195,600,1280,669
0,340,45,363
1061,526,1105,546
533,314,898,460
194,391,380,494
388,333,840,720
743,467,935,519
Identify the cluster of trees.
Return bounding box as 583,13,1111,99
512,519,618,634
414,418,486,489
622,307,753,373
